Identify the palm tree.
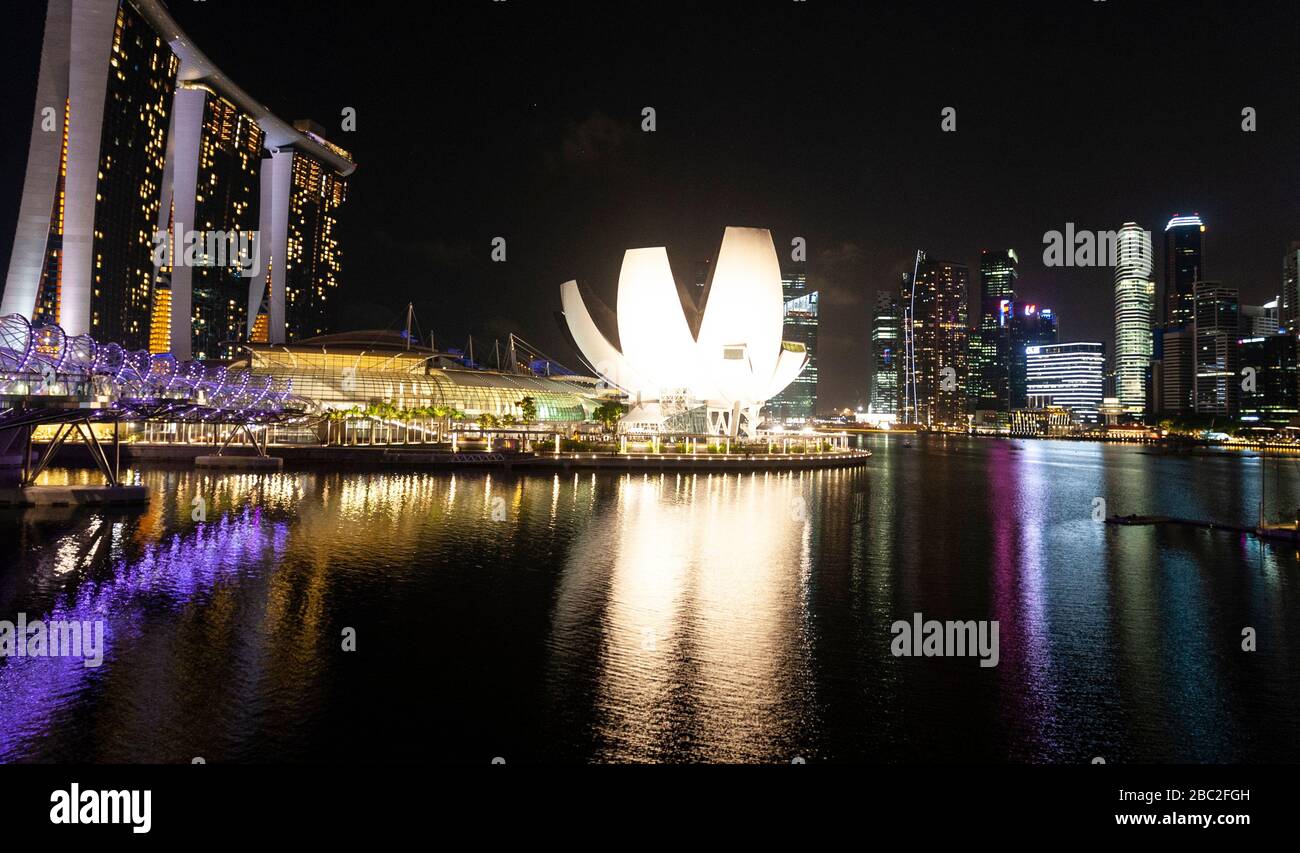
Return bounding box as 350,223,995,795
432,405,450,441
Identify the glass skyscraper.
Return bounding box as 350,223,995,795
869,289,899,416
1282,242,1300,334
1238,334,1298,426
1113,223,1154,415
1241,300,1280,337
765,270,818,422
1009,304,1057,409
1157,326,1195,414
1164,214,1205,328
901,252,968,427
969,249,1017,412
1193,281,1239,415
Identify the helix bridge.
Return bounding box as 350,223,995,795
0,313,307,487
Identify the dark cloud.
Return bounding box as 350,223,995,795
545,111,639,177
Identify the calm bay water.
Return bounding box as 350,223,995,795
2,435,1299,763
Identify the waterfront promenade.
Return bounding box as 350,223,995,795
23,440,871,474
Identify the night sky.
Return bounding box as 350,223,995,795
2,0,1298,409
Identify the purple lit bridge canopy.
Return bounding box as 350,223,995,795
0,313,311,432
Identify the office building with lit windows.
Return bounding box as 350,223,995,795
1193,281,1239,416
1025,342,1105,422
1113,223,1154,415
1,0,355,361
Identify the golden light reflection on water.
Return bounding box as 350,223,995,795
550,470,821,761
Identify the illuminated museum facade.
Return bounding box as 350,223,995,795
559,227,809,437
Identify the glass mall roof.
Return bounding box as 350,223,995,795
232,336,601,422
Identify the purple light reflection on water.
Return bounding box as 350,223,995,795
0,507,289,761
986,441,1061,758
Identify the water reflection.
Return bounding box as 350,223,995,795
546,472,822,761
0,504,288,760
0,437,1298,763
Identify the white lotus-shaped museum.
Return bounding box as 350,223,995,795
559,226,808,436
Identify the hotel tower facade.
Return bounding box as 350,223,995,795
1,0,356,359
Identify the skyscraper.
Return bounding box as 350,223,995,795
2,0,178,348
1,0,355,359
1238,334,1298,427
1241,300,1280,337
1026,342,1106,422
901,252,968,427
1283,243,1300,334
1164,214,1205,328
1193,281,1239,415
1113,223,1155,415
969,249,1017,412
1158,326,1195,414
765,270,818,422
157,84,265,360
271,121,353,343
1008,303,1057,409
869,290,899,416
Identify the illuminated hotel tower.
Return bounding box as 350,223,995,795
273,122,352,344
155,84,265,359
2,0,355,360
1113,223,1154,414
2,0,177,348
